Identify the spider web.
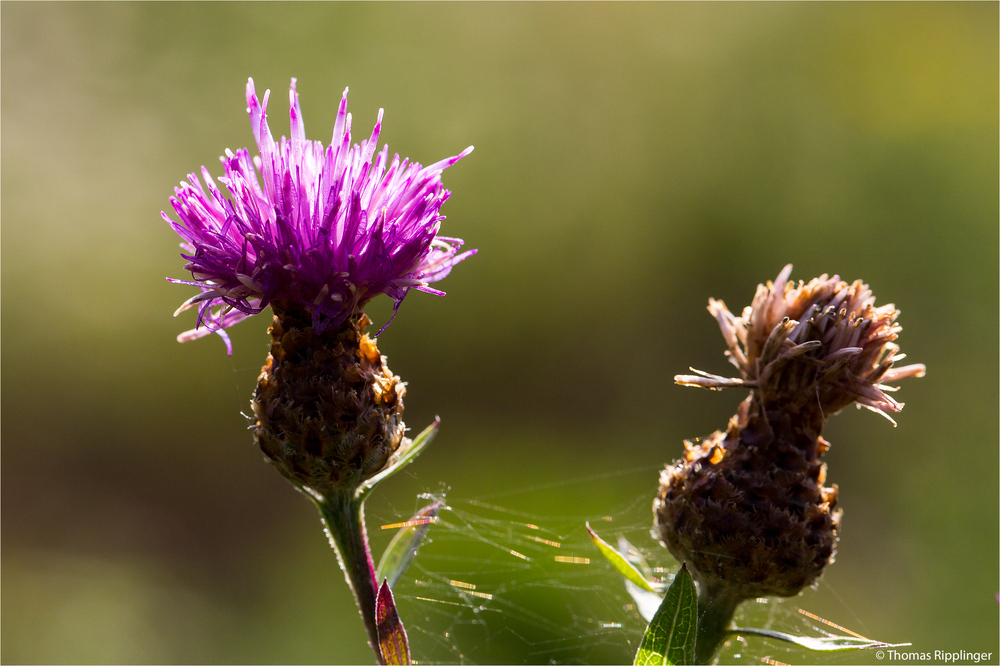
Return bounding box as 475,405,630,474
366,466,882,665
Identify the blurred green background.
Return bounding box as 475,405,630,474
3,3,997,664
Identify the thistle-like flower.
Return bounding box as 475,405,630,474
163,78,473,663
164,78,473,494
654,265,924,661
165,78,473,355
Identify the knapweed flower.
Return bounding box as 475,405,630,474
163,79,471,663
163,78,474,496
165,78,474,355
655,265,924,604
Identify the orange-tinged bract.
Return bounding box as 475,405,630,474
655,265,924,601
253,303,406,496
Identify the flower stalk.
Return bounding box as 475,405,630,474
693,586,742,665
316,490,384,665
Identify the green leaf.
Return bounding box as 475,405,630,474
359,418,439,499
611,535,665,621
729,627,911,652
376,579,411,665
617,535,654,580
586,522,656,592
375,498,445,589
634,564,697,666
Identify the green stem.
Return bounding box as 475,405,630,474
694,586,744,664
316,490,384,665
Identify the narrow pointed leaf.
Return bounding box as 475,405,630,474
617,535,654,580
586,522,656,592
360,418,439,498
376,498,445,589
376,579,411,665
730,627,911,652
635,564,697,666
614,535,666,620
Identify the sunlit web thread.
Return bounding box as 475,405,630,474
375,469,875,664
402,560,630,664
468,465,668,502
383,481,665,664
797,608,869,640
761,657,790,666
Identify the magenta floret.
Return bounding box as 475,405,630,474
164,78,474,353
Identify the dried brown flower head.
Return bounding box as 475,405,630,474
655,265,924,601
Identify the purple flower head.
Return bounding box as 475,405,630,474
164,78,475,354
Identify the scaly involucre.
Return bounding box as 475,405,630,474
164,78,474,353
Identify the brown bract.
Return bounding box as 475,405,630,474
252,303,406,497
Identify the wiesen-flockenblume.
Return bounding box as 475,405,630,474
655,265,924,663
165,77,474,355
163,78,474,664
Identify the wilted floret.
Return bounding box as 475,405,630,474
164,78,474,353
675,264,926,427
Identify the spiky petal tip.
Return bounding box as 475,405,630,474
163,78,475,353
